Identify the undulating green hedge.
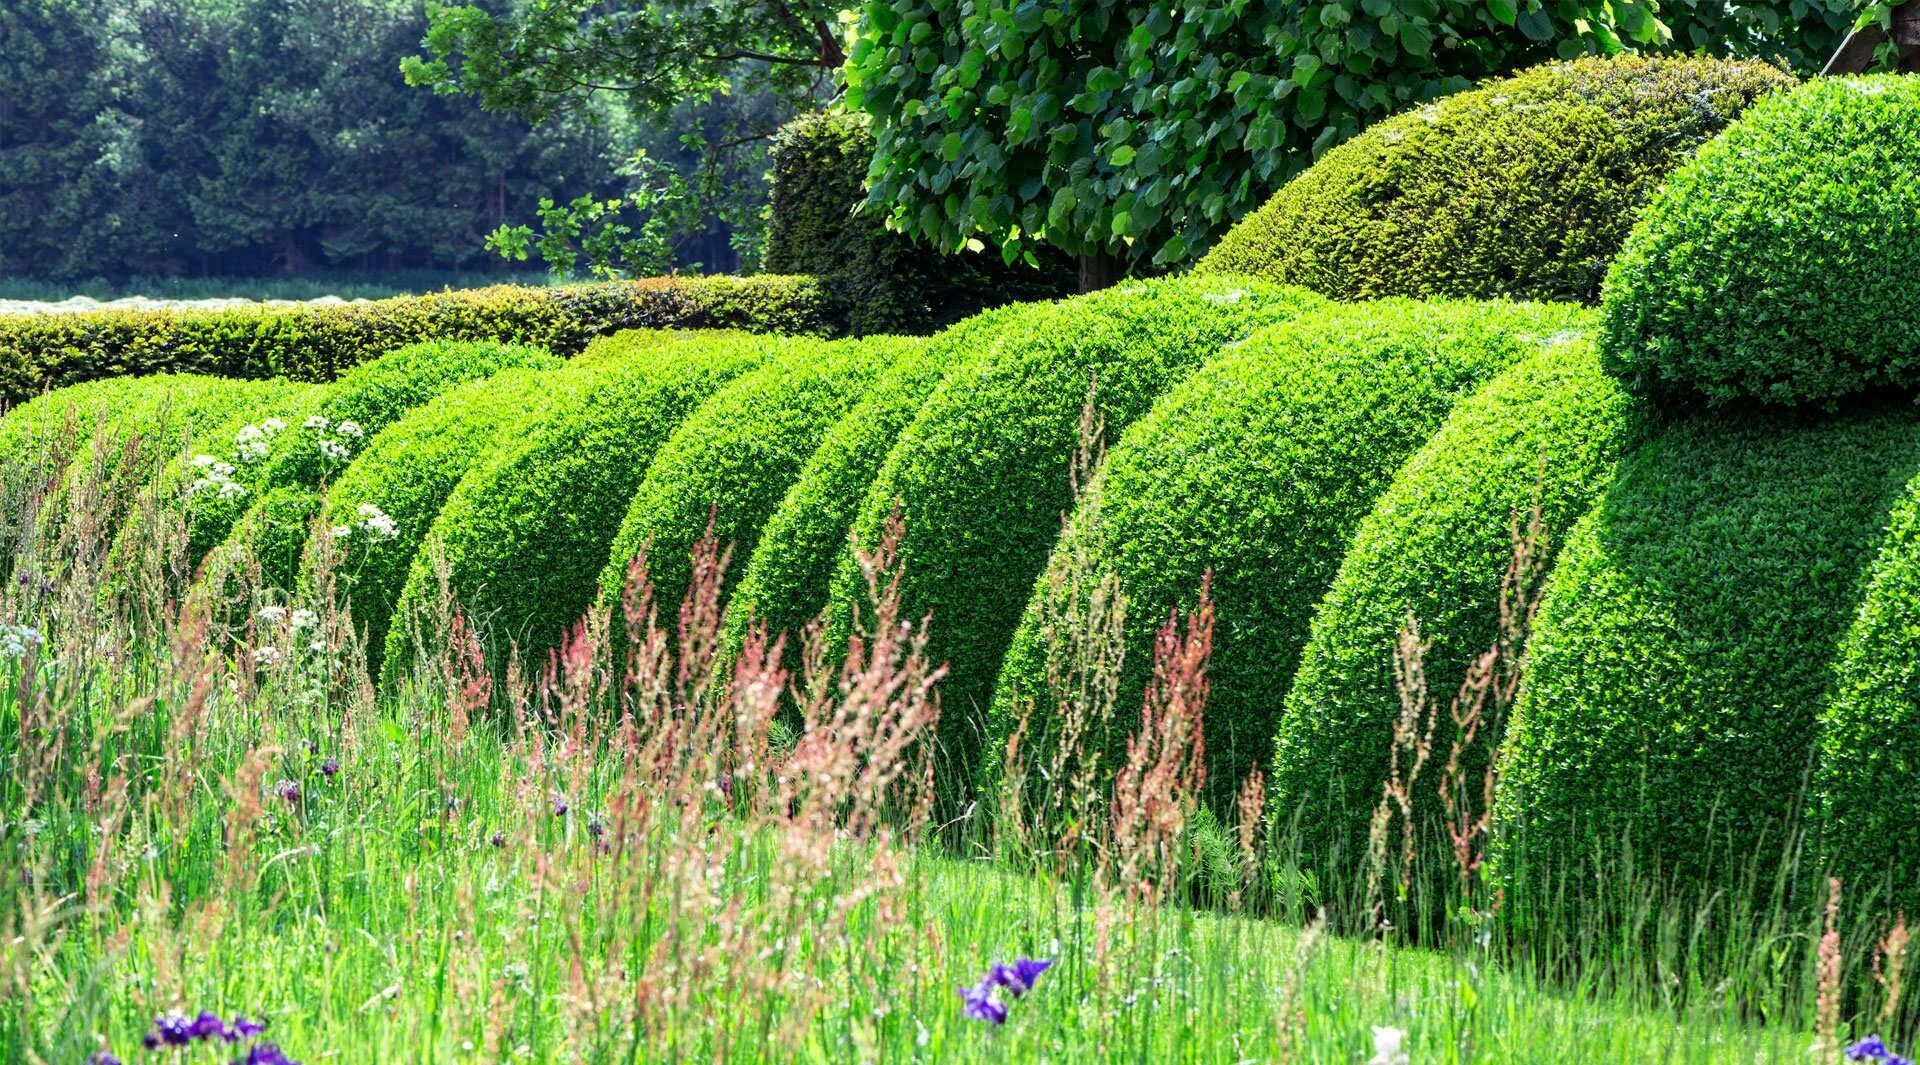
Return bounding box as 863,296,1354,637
180,339,561,565
987,300,1594,810
763,111,1074,335
301,368,566,677
1267,334,1639,879
1491,403,1920,908
1196,56,1795,305
719,305,1024,667
1817,475,1920,916
825,276,1328,790
0,275,835,408
1600,76,1920,407
595,336,911,619
385,332,803,674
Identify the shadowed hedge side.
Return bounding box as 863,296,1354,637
1492,404,1920,915
987,300,1594,810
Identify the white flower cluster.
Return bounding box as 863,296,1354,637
306,415,365,466
331,502,400,544
257,605,318,630
233,417,287,464
0,622,44,659
186,454,246,501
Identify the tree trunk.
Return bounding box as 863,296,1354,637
1077,248,1125,293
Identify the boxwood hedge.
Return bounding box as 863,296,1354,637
1600,76,1920,407
824,276,1328,790
1491,403,1920,905
987,300,1594,809
595,336,911,620
385,333,800,673
1196,56,1794,305
719,306,1022,667
0,275,835,408
1267,335,1639,874
303,368,565,678
1814,476,1920,916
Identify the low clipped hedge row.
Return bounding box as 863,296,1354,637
1197,56,1795,305
0,275,834,410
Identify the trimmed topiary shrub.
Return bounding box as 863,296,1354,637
573,328,751,369
1817,475,1920,917
987,299,1594,810
0,275,836,408
385,332,805,675
1491,403,1920,912
302,368,565,678
1600,75,1920,407
596,336,913,619
1196,56,1795,305
720,304,1027,666
763,111,1074,336
1267,334,1640,883
824,276,1328,791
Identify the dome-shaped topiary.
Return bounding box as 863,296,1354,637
823,277,1327,793
1267,334,1639,890
300,368,566,680
385,333,804,675
1600,75,1920,407
596,336,913,618
1491,404,1920,913
1196,56,1795,305
1815,473,1920,917
985,300,1592,811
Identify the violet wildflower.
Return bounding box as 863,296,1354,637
319,757,339,780
489,830,507,848
960,983,1008,1025
587,814,606,839
232,1015,266,1038
187,1010,234,1041
232,1042,300,1065
550,793,569,817
1854,1037,1892,1061
153,1011,195,1045
273,779,301,804
88,1052,122,1065
960,957,1052,1026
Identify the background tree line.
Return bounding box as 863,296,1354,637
0,0,784,283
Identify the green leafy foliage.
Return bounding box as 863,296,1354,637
0,276,837,408
1600,76,1920,407
825,277,1327,790
1818,474,1920,916
596,336,912,618
987,300,1590,809
1197,56,1795,304
1492,404,1920,908
763,111,1074,334
845,0,1844,272
304,368,566,677
386,333,802,674
1268,335,1639,879
718,306,1024,673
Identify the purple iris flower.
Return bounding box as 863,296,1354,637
87,1053,122,1065
587,814,607,839
1890,1057,1913,1065
550,793,569,817
154,1011,195,1045
960,982,1008,1025
187,1010,233,1041
986,957,1053,998
232,1015,267,1038
319,757,339,779
274,779,301,804
232,1042,300,1065
1853,1036,1892,1060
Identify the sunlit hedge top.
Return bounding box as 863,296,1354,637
1198,56,1795,304
1600,76,1920,407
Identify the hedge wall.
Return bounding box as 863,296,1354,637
1491,403,1920,906
719,305,1023,669
302,369,565,678
385,333,800,673
1196,56,1795,305
595,336,910,618
986,299,1591,809
0,275,834,408
1600,76,1920,407
824,276,1327,791
1815,475,1920,917
1268,334,1638,878
763,111,1074,336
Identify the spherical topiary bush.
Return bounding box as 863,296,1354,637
573,328,750,369
1815,475,1920,917
720,305,1025,663
1600,76,1920,407
1196,56,1796,305
1491,403,1920,915
596,336,911,617
986,299,1595,811
824,277,1327,792
385,333,801,677
301,369,564,679
1266,334,1640,885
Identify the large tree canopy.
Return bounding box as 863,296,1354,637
843,0,1858,278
